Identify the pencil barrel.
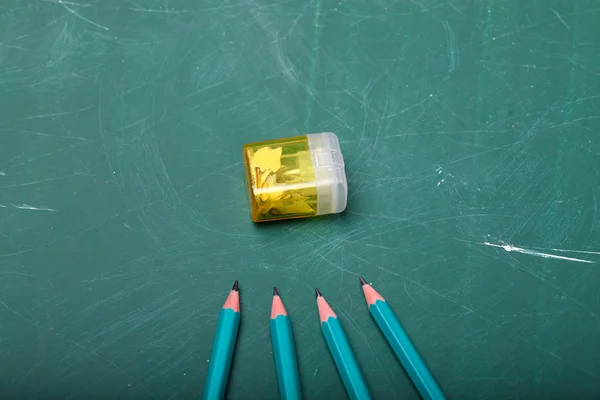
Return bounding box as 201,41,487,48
370,301,445,400
270,315,302,400
202,309,241,400
321,317,372,400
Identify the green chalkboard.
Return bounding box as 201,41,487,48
1,0,600,398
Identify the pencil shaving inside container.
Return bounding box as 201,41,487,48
243,133,348,222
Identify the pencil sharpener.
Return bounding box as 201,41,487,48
243,132,348,222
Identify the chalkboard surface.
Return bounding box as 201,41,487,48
1,1,599,398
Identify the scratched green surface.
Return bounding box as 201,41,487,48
1,0,600,399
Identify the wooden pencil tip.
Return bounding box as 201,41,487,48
359,276,368,286
232,280,239,291
273,287,279,296
315,288,322,298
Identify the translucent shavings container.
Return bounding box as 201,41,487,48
243,132,348,222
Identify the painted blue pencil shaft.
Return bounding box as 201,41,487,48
321,317,372,400
271,315,302,400
202,308,240,400
370,300,445,400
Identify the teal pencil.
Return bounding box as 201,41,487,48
270,287,302,400
202,281,241,400
315,288,372,400
360,277,445,400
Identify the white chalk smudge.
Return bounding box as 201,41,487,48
12,204,57,212
0,171,6,176
482,242,595,264
531,247,600,256
443,20,459,72
435,167,454,187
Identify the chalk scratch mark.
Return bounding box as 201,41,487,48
62,4,109,31
12,204,58,212
443,20,459,72
0,172,84,189
304,0,323,127
0,128,88,141
549,8,570,30
1,155,23,168
41,0,92,6
0,299,156,398
482,242,594,264
128,6,196,14
0,106,94,126
530,247,600,256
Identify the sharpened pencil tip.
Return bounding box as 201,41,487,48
315,288,322,298
273,287,279,296
232,280,239,291
359,276,368,286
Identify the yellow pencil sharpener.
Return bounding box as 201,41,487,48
243,132,348,222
